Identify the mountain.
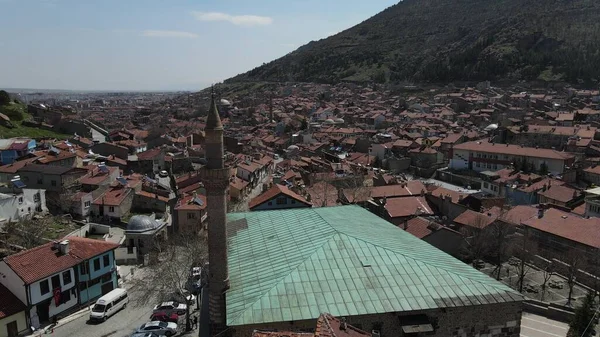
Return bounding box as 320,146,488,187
227,0,600,85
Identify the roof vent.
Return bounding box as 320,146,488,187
561,215,568,219
58,240,69,255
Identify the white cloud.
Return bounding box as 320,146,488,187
142,30,198,38
191,11,273,26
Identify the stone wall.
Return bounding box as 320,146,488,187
232,301,522,337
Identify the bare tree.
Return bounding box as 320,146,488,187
1,216,66,249
562,250,585,306
459,214,493,268
488,215,515,280
131,230,208,332
540,260,555,302
512,232,536,293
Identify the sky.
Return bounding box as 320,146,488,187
0,0,398,91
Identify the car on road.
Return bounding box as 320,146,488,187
130,332,165,337
136,321,178,336
152,301,187,315
159,170,169,177
150,311,179,324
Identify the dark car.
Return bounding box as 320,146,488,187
150,311,179,324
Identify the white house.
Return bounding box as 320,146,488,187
0,238,119,329
0,187,47,224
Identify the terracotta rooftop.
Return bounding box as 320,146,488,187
522,208,600,248
453,140,574,160
404,216,434,239
175,193,207,211
538,185,580,203
249,183,311,209
93,186,131,206
3,237,119,284
384,196,433,218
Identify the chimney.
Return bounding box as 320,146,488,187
537,207,544,219
403,218,408,230
340,318,347,331
58,240,70,255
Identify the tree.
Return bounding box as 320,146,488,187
539,162,549,176
0,90,10,105
301,119,308,130
512,232,536,293
459,214,493,267
567,291,596,337
488,217,515,280
563,251,586,306
4,218,48,249
540,259,555,302
131,230,208,332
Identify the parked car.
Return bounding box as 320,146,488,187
152,301,187,315
130,333,164,337
150,311,179,324
136,321,178,336
473,259,485,269
159,170,169,177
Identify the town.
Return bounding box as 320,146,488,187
0,81,598,337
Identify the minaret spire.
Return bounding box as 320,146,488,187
200,84,230,334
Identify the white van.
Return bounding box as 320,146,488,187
90,288,128,322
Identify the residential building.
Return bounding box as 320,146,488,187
0,283,27,337
0,184,47,223
449,140,575,175
0,138,35,165
90,185,134,223
248,184,312,211
0,238,119,329
174,193,207,233
16,165,87,193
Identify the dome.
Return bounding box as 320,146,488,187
484,123,499,131
323,119,334,124
220,99,232,106
127,215,161,232
287,145,299,151
334,118,345,124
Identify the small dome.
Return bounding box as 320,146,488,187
323,119,334,124
287,145,299,151
220,99,231,106
127,215,161,232
484,123,499,131
334,118,345,124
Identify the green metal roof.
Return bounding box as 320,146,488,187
226,205,522,326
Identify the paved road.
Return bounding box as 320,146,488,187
520,312,568,337
50,283,160,337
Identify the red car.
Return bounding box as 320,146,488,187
150,311,179,324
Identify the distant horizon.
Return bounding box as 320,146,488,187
0,0,397,91
1,87,196,94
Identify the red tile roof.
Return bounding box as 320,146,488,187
538,185,580,203
175,193,207,211
523,208,600,248
4,237,119,284
454,207,502,229
384,196,433,218
404,217,434,238
453,140,574,160
136,190,169,203
0,283,26,319
249,184,311,209
93,186,131,206
315,313,372,337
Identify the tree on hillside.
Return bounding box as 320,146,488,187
131,230,208,332
0,90,10,105
567,291,596,337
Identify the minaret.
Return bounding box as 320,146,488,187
200,89,230,333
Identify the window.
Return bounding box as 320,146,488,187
37,178,43,185
276,197,286,205
483,182,489,189
36,205,42,212
33,192,40,202
101,273,112,283
127,246,134,254
51,274,61,289
18,197,23,204
84,201,91,208
291,200,296,204
51,180,57,187
268,201,272,206
103,255,110,268
79,281,87,290
62,271,72,285
61,289,71,303
93,258,101,271
80,262,89,275
108,206,115,213
187,212,196,220
40,280,50,295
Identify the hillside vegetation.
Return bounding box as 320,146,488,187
227,0,600,85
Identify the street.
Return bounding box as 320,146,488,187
48,280,160,337
520,312,568,337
